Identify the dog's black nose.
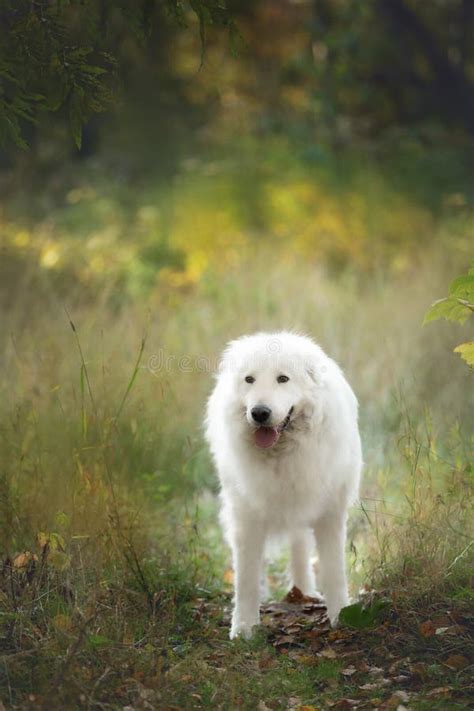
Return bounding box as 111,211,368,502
251,405,271,424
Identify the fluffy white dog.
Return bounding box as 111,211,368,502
206,331,362,639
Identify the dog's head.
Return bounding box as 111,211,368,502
218,332,325,450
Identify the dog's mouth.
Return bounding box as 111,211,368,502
254,407,294,449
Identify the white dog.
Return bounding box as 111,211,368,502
205,331,362,639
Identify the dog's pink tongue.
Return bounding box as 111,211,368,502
254,427,280,448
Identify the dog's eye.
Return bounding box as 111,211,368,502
245,375,255,384
277,375,289,383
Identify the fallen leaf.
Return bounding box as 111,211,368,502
393,690,410,703
426,686,452,699
274,634,297,647
333,700,358,709
328,629,352,641
302,602,326,612
391,675,411,684
368,665,384,675
285,625,304,634
444,654,469,670
359,679,391,690
305,628,329,640
341,665,357,677
419,620,436,637
320,647,337,659
284,587,307,603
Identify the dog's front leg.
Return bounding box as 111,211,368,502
313,508,349,625
229,518,265,640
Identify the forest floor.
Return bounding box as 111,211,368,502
150,587,473,711
1,555,473,711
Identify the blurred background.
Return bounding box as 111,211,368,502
0,0,473,675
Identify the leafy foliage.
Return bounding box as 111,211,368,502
424,264,474,368
454,341,474,368
0,0,235,149
339,599,389,630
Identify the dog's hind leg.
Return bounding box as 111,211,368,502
290,528,316,595
260,558,269,601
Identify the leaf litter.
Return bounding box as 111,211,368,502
250,586,472,709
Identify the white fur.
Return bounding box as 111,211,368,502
205,331,362,639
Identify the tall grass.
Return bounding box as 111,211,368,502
1,245,471,548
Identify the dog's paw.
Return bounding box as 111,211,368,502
229,619,258,640
326,600,348,628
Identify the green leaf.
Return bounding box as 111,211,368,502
449,274,474,302
82,64,108,76
454,341,474,368
423,297,471,325
339,599,389,629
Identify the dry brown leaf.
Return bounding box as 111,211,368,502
341,665,357,677
285,625,304,634
284,586,306,603
444,654,469,670
305,628,329,640
368,665,384,676
393,690,410,703
13,551,38,569
419,620,436,637
426,686,452,699
319,647,337,659
359,678,391,690
328,629,352,641
333,699,358,709
273,634,297,647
